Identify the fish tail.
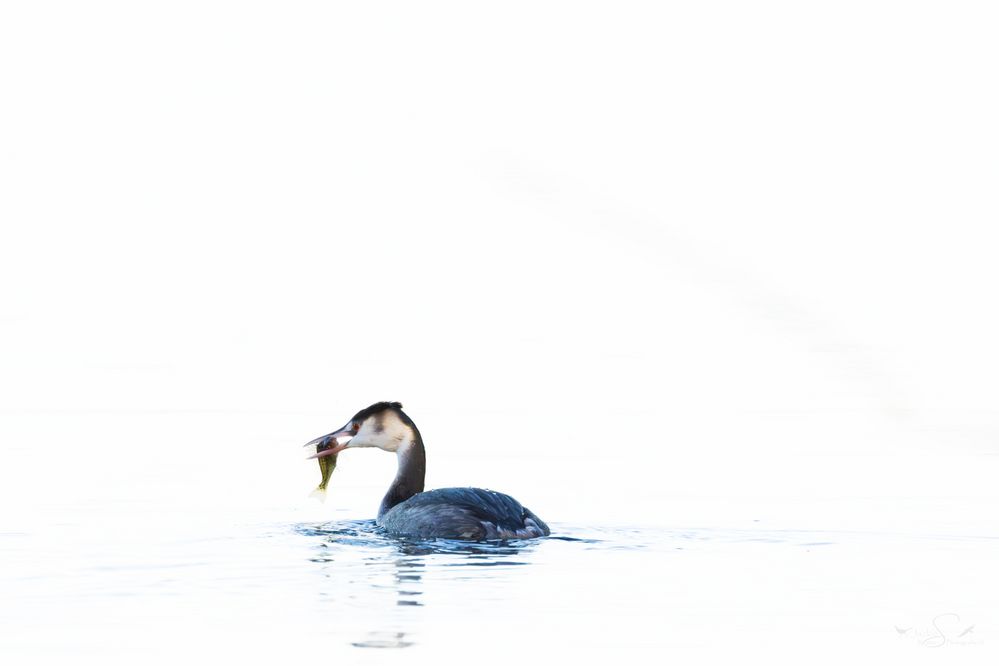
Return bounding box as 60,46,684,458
308,486,328,502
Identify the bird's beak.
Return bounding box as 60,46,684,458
305,426,353,459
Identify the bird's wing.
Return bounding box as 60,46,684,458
397,487,550,538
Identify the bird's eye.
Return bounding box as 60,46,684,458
352,423,360,434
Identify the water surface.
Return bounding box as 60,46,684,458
4,505,998,663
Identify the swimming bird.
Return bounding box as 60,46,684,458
307,402,550,540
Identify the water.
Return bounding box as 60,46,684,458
3,411,998,663
5,510,997,664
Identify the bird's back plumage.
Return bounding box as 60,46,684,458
377,487,550,540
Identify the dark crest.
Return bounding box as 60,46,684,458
350,401,404,423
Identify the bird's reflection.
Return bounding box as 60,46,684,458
390,556,424,607
298,520,541,648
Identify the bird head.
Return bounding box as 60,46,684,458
307,401,417,458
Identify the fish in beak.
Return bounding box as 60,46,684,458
306,427,353,459
304,426,353,501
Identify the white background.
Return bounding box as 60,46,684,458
2,2,998,663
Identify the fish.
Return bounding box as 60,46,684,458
309,440,338,502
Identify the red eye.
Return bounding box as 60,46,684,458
352,423,360,434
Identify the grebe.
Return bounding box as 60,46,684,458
307,402,550,540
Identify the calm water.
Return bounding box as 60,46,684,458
2,411,997,663
4,510,997,663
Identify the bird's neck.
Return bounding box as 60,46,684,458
378,432,426,518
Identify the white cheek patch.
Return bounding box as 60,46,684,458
347,413,414,452
349,424,370,448
378,414,413,453
351,420,381,449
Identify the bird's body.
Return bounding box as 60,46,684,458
309,402,550,541
378,487,550,540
